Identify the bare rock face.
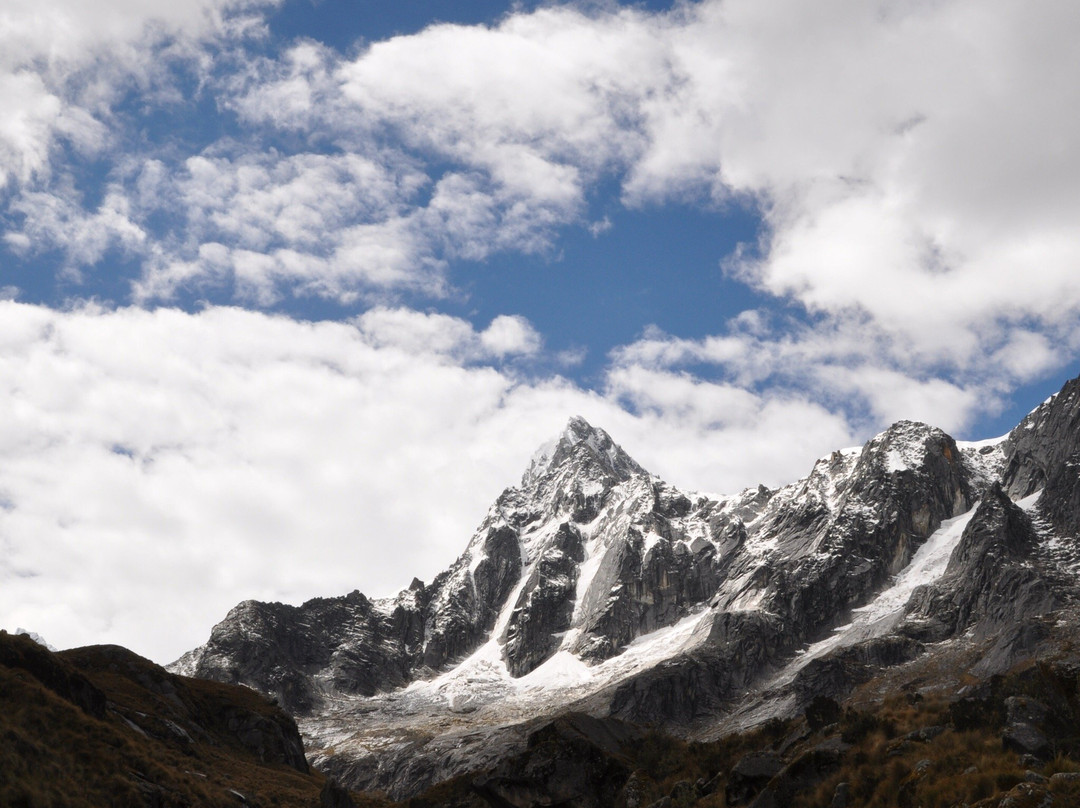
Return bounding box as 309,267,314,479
171,589,425,715
473,714,642,808
173,373,1080,798
570,494,731,664
421,522,523,671
504,522,585,677
609,609,788,725
906,485,1056,642
1001,376,1080,542
758,422,971,639
1002,378,1080,499
608,421,977,727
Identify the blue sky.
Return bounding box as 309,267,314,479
1,0,1078,661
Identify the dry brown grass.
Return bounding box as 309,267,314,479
789,693,1062,808
1,632,388,808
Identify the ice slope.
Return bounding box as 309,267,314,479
789,506,979,675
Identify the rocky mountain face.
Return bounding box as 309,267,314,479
173,376,1080,800
172,415,730,713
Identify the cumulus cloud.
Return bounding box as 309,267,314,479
610,314,991,434
7,179,147,270
693,0,1080,385
355,307,542,361
128,150,437,303
102,7,668,300
479,315,543,358
0,302,859,662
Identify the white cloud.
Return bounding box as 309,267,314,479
609,313,998,436
479,315,543,358
0,0,280,189
332,11,656,178
119,144,593,303
178,8,671,298
8,179,147,270
0,302,862,663
175,152,417,250
126,150,440,302
355,307,541,361
701,0,1080,374
991,331,1058,383
0,72,65,188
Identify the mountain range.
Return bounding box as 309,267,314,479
167,373,1080,802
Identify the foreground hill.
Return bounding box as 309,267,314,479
0,630,378,808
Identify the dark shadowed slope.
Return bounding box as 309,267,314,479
0,630,384,808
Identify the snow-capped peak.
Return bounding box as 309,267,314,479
522,435,560,488
15,627,58,652
172,372,1080,802
859,420,950,473
521,416,645,489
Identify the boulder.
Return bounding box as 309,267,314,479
1002,723,1050,759
805,696,841,732
725,752,784,805
320,778,356,808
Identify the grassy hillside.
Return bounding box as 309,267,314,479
0,630,388,808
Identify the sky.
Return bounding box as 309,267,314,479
1,0,1079,664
